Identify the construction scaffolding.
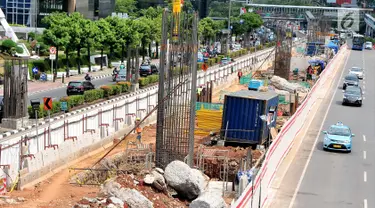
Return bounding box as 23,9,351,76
274,23,293,80
155,9,199,168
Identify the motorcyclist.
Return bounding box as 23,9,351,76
113,67,118,75
84,73,91,81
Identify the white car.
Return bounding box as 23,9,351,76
349,67,364,79
365,42,373,50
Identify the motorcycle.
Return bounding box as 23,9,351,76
112,71,118,82
85,75,92,81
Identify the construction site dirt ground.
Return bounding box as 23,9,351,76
2,123,262,208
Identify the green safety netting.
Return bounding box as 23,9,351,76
196,102,223,111
240,74,252,85
278,95,290,105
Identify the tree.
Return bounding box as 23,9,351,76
115,0,137,16
198,18,218,45
134,17,152,60
94,19,116,70
65,12,84,75
84,20,100,72
42,12,71,79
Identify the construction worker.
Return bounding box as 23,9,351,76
238,70,243,84
135,117,142,143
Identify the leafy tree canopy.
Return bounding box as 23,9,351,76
115,0,138,16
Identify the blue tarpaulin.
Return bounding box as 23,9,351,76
326,41,339,53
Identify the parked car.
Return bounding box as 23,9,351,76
365,41,373,50
349,66,364,79
139,64,158,77
67,81,95,96
342,74,359,90
322,122,353,153
342,86,363,106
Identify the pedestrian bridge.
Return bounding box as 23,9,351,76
364,14,375,37
247,3,373,21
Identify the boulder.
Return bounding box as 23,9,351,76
270,76,309,93
116,188,153,208
144,174,155,185
108,197,124,207
164,160,204,200
100,179,153,208
151,170,167,192
189,191,227,208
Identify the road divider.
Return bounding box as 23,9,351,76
231,44,349,208
0,46,277,189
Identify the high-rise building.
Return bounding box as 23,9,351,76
1,0,114,28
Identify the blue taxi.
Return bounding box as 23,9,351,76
322,122,354,153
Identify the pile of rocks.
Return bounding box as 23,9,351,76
73,160,228,208
0,197,26,206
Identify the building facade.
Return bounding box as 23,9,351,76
1,0,114,27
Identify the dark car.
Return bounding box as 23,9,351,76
343,86,363,106
139,64,158,76
67,81,95,96
342,74,359,90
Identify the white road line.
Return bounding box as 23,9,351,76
363,135,367,142
288,50,351,208
364,199,368,208
364,151,367,160
363,85,366,89
364,171,367,182
363,80,366,85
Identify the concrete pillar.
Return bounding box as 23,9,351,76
365,25,368,36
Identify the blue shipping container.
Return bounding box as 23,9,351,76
221,90,279,145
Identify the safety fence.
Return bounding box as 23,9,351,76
232,44,348,207
0,46,276,189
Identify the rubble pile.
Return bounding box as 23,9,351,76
270,75,309,93
73,160,229,208
0,197,26,206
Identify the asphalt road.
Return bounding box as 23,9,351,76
27,77,115,103
287,49,375,208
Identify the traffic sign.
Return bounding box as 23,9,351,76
49,54,56,60
60,102,68,111
30,99,40,111
202,63,208,71
43,97,52,111
49,46,56,54
32,67,38,74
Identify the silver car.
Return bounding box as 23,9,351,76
349,67,363,79
365,41,373,50
343,74,359,90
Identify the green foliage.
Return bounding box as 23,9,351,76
139,77,149,87
117,82,131,93
147,75,159,84
115,0,137,17
2,39,17,48
111,85,122,95
84,89,104,103
15,46,23,54
198,18,221,44
100,85,114,97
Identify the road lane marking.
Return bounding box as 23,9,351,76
363,80,366,85
364,171,367,182
363,135,366,142
364,151,367,160
364,199,368,208
363,85,366,89
288,49,351,208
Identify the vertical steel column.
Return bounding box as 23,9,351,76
155,9,168,167
187,13,198,167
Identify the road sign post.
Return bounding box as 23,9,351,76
202,63,208,83
44,97,52,146
31,99,40,152
61,101,68,122
50,47,56,82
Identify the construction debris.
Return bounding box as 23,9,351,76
189,191,227,208
164,160,206,200
100,178,153,208
270,75,309,93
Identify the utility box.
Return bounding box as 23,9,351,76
221,90,279,147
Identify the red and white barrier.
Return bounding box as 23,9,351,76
232,45,348,208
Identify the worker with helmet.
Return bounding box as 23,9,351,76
135,117,142,143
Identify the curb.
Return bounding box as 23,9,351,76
28,73,112,96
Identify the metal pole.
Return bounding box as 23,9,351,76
48,110,51,146
187,13,199,168
51,59,54,82
35,110,39,152
227,0,232,54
